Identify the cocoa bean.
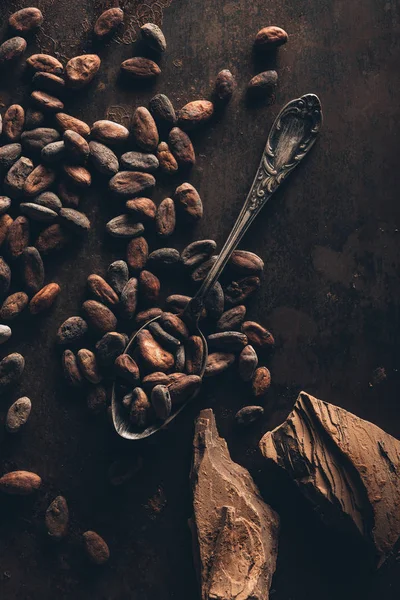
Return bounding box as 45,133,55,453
185,335,204,375
235,405,264,426
120,57,161,79
178,100,214,130
214,69,236,103
115,354,139,384
156,197,175,237
207,331,248,352
0,257,11,297
120,152,157,174
89,141,119,176
62,348,83,387
4,157,34,198
131,107,159,152
159,312,189,341
169,127,195,167
191,256,217,282
174,182,203,221
0,143,22,171
63,129,90,164
247,71,278,97
136,329,175,372
0,292,29,320
0,471,41,495
107,260,129,295
241,321,274,348
87,274,119,307
0,215,13,246
169,372,186,384
204,352,235,377
55,113,90,137
181,239,217,269
139,270,160,305
31,90,64,112
66,54,101,89
175,345,185,372
25,109,44,129
130,387,152,427
20,202,58,223
82,299,117,335
252,366,271,397
0,37,27,66
157,142,178,174
204,282,224,319
7,215,30,258
109,171,155,198
126,236,148,273
59,208,90,234
45,496,69,539
169,374,201,405
6,396,31,433
26,54,63,74
149,94,176,126
35,224,69,254
41,141,65,163
147,248,180,269
135,307,162,327
24,164,56,196
32,72,65,95
148,321,180,350
140,23,166,53
91,120,129,144
63,165,91,187
95,332,126,366
29,283,61,315
21,128,60,153
94,8,124,38
126,197,156,221
0,353,25,392
255,26,288,49
229,250,264,274
3,104,25,141
142,371,169,391
9,8,43,32
57,316,88,346
120,277,138,319
224,276,261,307
0,198,11,216
77,348,102,383
87,385,107,413
33,191,62,212
106,215,144,239
0,325,12,344
238,345,258,381
165,294,191,314
83,531,109,565
216,305,246,332
151,384,171,420
57,180,80,207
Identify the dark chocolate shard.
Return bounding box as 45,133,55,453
259,391,400,568
191,408,279,600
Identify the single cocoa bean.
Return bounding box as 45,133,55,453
115,354,140,384
63,129,90,164
140,23,166,53
32,72,65,95
20,202,58,223
31,90,64,112
45,496,69,539
241,321,274,348
229,250,264,274
24,164,56,196
3,104,25,141
165,294,191,314
26,54,63,74
204,352,235,377
0,198,11,215
235,405,264,426
6,396,31,433
157,142,178,174
214,69,236,103
126,236,148,273
87,274,119,307
82,299,117,335
0,143,21,171
207,331,248,352
181,239,217,269
169,127,195,166
0,470,41,495
0,325,12,344
107,260,129,295
121,57,161,79
156,197,175,237
126,197,156,221
120,277,138,319
185,335,204,375
29,283,61,315
0,215,13,247
175,345,185,372
224,276,261,307
94,8,124,38
255,26,288,49
57,316,88,346
41,141,66,163
21,128,60,153
142,371,170,391
178,100,214,130
109,171,155,198
238,345,258,381
135,307,162,327
35,224,69,254
247,71,278,97
169,374,201,405
0,257,11,297
136,329,174,372
191,256,217,282
33,191,62,212
0,353,25,392
0,292,29,320
96,332,126,366
59,208,90,234
131,107,159,152
56,113,90,137
149,94,176,126
217,305,246,332
9,8,43,32
252,366,271,397
204,282,224,319
66,54,101,89
83,531,109,565
168,372,186,384
0,37,27,65
121,151,158,173
159,312,189,341
130,387,152,427
148,322,180,350
63,165,91,188
91,120,129,144
62,349,83,387
139,270,160,305
89,141,119,176
4,157,34,198
7,215,30,258
174,182,203,221
151,384,171,420
147,248,180,269
77,348,102,383
106,215,144,239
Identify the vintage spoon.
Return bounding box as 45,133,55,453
112,93,322,440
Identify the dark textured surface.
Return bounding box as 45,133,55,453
0,1,399,599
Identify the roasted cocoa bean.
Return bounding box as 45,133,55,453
126,236,148,274
185,335,204,375
115,354,140,384
59,208,90,234
25,109,44,129
140,23,166,52
91,120,129,144
139,270,160,305
56,113,90,137
131,107,159,152
204,282,224,319
57,316,88,346
32,72,65,95
136,329,174,372
35,224,69,254
0,198,11,215
207,331,248,352
156,197,175,237
107,260,129,295
121,57,161,79
175,345,185,372
0,353,25,392
77,348,102,383
157,142,178,174
63,129,90,164
174,182,203,221
41,141,65,163
255,26,288,49
63,165,91,188
21,246,44,294
142,371,170,391
83,531,109,565
0,37,27,66
252,366,271,397
62,349,83,387
45,496,69,539
89,141,119,176
159,312,189,341
29,283,60,315
229,250,264,274
121,151,158,173
26,54,63,74
0,471,41,495
109,171,155,198
95,332,126,366
181,239,217,269
66,54,101,89
224,276,261,307
94,8,124,38
4,157,34,198
120,277,138,319
9,8,43,32
24,164,56,196
238,345,258,381
148,321,180,350
0,257,11,297
7,215,30,258
31,90,64,112
217,305,246,332
151,384,171,420
6,396,31,433
135,307,162,327
247,71,278,97
235,405,264,426
204,352,235,377
214,69,236,103
3,104,25,141
0,325,12,345
191,256,217,282
169,374,201,405
241,321,274,348
178,100,214,130
169,127,195,167
87,274,119,307
130,387,152,427
0,143,21,171
165,294,191,314
106,215,144,239
21,128,60,153
87,384,107,413
0,292,29,320
0,214,12,247
82,299,117,335
126,198,156,221
149,94,176,126
147,248,180,268
33,191,61,212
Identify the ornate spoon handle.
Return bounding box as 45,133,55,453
186,93,322,319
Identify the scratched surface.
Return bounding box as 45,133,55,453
0,1,399,599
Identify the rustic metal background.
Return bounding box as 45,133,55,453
0,0,399,598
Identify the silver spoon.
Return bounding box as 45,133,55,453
112,93,323,440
